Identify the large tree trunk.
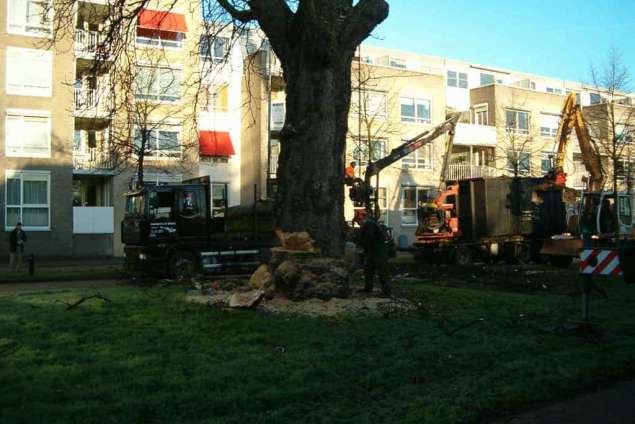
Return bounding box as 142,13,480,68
276,55,354,256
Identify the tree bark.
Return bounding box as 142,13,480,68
276,55,354,256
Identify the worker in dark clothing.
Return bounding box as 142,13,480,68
9,222,27,272
358,216,391,296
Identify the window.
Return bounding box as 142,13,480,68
269,138,280,178
506,151,531,175
389,57,406,69
447,70,467,88
540,113,560,137
211,183,228,217
5,110,50,157
506,109,530,134
5,171,50,230
480,73,494,86
352,139,387,166
139,173,182,185
134,127,181,160
616,124,633,144
149,191,174,220
546,87,563,95
6,47,52,96
135,66,182,102
178,190,202,218
270,102,285,131
401,97,431,123
401,186,436,226
352,91,386,118
447,70,457,87
200,35,229,61
590,93,602,105
136,28,184,48
402,144,433,169
541,152,554,173
474,105,488,125
7,0,52,36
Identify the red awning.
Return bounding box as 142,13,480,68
199,131,235,157
138,9,188,33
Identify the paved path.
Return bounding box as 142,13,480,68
488,380,635,424
0,279,123,294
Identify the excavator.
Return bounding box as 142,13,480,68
540,92,635,264
348,113,460,221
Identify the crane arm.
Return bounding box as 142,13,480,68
364,113,460,185
552,93,604,190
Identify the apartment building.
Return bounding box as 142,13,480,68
1,0,253,258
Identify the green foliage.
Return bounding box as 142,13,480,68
1,280,634,423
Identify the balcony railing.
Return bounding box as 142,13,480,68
74,88,110,115
73,147,114,171
75,29,110,59
447,164,499,181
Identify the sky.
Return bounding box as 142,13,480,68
369,0,635,86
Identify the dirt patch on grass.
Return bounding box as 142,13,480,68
186,289,415,317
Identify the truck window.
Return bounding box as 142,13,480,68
149,191,174,220
125,195,145,216
619,196,632,226
178,190,202,218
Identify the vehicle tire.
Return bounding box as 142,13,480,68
168,250,199,279
549,255,573,269
454,247,473,266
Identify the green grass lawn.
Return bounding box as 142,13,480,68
0,268,124,284
1,277,634,423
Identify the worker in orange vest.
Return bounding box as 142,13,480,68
345,161,356,186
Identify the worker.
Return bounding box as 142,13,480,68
599,198,615,234
345,161,357,186
358,215,391,296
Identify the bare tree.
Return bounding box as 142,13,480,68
587,48,635,198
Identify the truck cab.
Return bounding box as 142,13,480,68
580,191,634,237
123,178,275,277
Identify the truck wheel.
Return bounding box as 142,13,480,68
169,251,199,279
549,255,573,269
454,247,473,266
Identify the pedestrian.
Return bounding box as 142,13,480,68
358,215,391,296
8,222,27,272
345,161,357,185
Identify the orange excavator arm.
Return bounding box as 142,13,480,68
552,93,604,190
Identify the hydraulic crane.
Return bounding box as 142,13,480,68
549,92,604,190
349,113,460,221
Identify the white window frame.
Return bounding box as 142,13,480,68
389,57,406,69
400,97,432,124
352,90,387,119
540,112,560,138
505,109,530,134
6,47,53,97
210,182,229,217
7,0,53,37
135,65,183,103
5,170,51,231
200,35,229,61
541,151,554,173
136,172,183,185
546,87,563,95
5,109,51,158
480,73,494,86
136,30,184,49
506,151,532,175
352,138,387,167
134,126,182,160
473,103,489,125
402,143,433,170
401,186,436,226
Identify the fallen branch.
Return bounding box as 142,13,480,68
64,293,113,310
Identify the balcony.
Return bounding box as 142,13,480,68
73,207,114,234
453,123,497,147
73,147,114,174
447,164,499,181
74,88,110,117
75,29,110,60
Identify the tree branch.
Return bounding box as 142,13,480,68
217,0,256,23
340,0,389,49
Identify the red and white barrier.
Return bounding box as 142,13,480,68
579,249,622,276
